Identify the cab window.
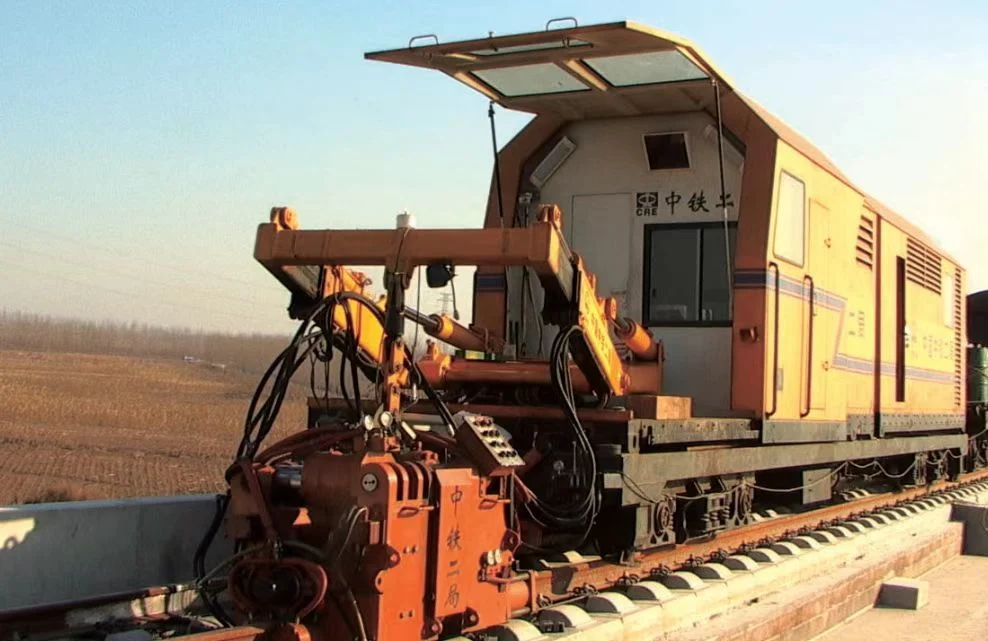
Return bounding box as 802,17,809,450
643,222,737,326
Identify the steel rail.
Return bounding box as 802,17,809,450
528,467,988,601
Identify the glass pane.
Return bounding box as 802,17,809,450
473,63,589,97
701,226,738,322
470,39,591,56
584,50,708,87
647,228,699,323
774,171,805,265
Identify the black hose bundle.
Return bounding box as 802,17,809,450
519,326,600,548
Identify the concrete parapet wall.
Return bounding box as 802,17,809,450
679,521,962,641
0,494,232,611
497,484,988,641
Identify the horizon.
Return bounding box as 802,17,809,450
2,2,987,333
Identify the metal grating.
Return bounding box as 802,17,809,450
905,238,942,294
855,215,875,268
954,269,963,407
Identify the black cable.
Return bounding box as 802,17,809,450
523,269,544,357
244,338,321,458
193,491,234,626
488,101,505,227
238,291,392,461
712,78,734,313
236,289,459,464
236,333,321,460
449,275,460,321
519,326,600,539
344,302,363,412
412,267,422,355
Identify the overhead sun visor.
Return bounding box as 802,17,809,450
364,20,733,119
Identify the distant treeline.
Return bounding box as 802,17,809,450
0,309,435,387
0,309,291,375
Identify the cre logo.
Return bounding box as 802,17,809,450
636,192,659,217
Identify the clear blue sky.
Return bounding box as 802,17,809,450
2,1,986,334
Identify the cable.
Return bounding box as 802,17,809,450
712,78,734,315
748,463,849,493
0,240,278,309
846,458,918,481
1,218,265,288
235,288,456,460
0,259,286,325
196,543,266,588
340,300,363,416
412,267,422,356
448,274,460,321
193,492,235,627
523,268,544,357
488,101,506,227
518,325,600,548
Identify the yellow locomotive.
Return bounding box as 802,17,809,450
365,19,969,527
200,21,981,641
372,20,965,435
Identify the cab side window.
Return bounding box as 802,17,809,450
774,171,805,266
643,222,737,326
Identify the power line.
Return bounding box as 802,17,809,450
0,259,290,325
0,240,283,309
1,218,266,288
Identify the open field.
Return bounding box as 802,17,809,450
0,349,307,504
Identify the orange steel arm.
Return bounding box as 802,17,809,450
255,207,576,302
259,207,499,365
255,205,639,397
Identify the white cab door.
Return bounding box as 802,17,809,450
570,194,634,316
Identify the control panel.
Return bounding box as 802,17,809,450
453,411,525,476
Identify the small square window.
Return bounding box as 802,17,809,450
643,132,691,171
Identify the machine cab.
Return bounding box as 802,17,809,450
367,21,751,417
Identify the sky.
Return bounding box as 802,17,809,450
1,1,987,334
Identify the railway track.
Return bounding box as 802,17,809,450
529,467,988,607
5,467,987,641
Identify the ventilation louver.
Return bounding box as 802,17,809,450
906,238,942,294
529,136,576,188
954,270,963,407
856,215,875,269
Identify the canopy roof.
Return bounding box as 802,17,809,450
366,21,726,119
366,20,956,265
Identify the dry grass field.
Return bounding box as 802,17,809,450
0,349,307,504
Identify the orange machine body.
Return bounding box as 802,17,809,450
227,436,524,641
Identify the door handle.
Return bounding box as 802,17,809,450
801,274,815,418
